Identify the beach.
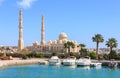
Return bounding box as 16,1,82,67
0,58,48,68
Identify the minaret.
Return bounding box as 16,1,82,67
41,15,45,45
18,9,24,51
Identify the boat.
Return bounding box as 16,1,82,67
39,60,49,65
62,56,76,66
76,56,91,66
49,56,61,66
90,62,102,67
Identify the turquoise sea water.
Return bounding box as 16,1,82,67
0,65,120,78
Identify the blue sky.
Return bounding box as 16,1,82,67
0,0,120,48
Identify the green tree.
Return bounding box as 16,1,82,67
114,55,120,60
109,50,117,59
52,52,57,56
78,43,88,57
89,52,96,59
79,44,86,48
106,38,118,52
103,54,109,60
80,48,88,57
92,34,104,59
64,41,75,57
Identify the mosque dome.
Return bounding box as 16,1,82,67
53,40,57,44
59,32,68,40
33,41,40,46
57,40,62,44
48,40,52,44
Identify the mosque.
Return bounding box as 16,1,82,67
18,9,80,53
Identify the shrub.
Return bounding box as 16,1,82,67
89,52,96,59
74,54,80,59
26,52,37,58
44,54,52,58
39,53,44,58
71,53,80,59
35,53,44,58
114,55,120,60
22,55,28,59
52,52,57,56
103,54,109,60
69,52,74,56
11,53,24,57
109,50,117,59
58,54,67,59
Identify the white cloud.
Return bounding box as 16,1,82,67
17,0,37,9
0,0,4,6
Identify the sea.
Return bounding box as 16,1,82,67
0,64,120,78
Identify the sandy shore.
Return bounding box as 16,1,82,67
0,58,48,68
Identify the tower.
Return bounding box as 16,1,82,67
18,9,24,51
41,15,45,45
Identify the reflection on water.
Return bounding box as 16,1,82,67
64,65,77,68
77,65,102,70
90,65,102,70
95,65,102,69
49,65,61,69
0,64,120,78
83,66,90,70
49,65,102,70
77,66,90,70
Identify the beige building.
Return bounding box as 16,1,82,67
27,15,80,53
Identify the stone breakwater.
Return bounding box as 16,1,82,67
92,60,120,67
0,58,47,68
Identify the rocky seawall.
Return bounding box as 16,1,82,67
92,60,120,67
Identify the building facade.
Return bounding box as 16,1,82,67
26,15,80,53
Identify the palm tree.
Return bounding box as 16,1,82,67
92,34,104,59
78,44,88,57
106,38,118,52
79,44,86,48
64,41,75,57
